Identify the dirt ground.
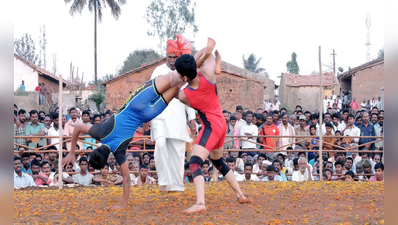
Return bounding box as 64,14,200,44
14,181,384,225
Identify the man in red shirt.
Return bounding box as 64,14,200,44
349,97,359,114
31,159,51,186
35,83,41,91
259,114,279,159
176,38,249,214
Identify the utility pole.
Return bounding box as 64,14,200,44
331,49,337,75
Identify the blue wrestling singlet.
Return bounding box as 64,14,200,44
88,79,167,164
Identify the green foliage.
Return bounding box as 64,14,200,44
14,33,41,65
88,74,115,86
377,48,384,59
14,87,28,96
117,49,161,75
286,52,300,74
145,0,198,55
242,54,268,76
89,84,106,112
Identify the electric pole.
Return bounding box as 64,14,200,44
331,49,336,75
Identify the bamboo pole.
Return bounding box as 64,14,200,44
58,74,63,190
318,46,323,180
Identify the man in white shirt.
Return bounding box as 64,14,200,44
261,165,282,181
277,112,296,153
331,90,337,101
234,105,245,134
321,113,337,135
226,157,244,181
239,111,258,157
150,37,197,192
375,97,382,111
323,95,329,113
292,157,313,181
72,157,94,185
47,113,63,150
263,100,272,113
243,162,260,181
14,157,36,188
337,109,349,131
341,114,361,145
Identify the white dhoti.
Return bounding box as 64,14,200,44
154,137,186,191
150,64,196,192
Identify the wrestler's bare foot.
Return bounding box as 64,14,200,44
215,49,222,75
183,203,206,214
237,194,251,204
158,185,167,192
195,38,216,68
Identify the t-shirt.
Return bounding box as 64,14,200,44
25,122,46,148
259,124,279,153
369,175,384,182
72,173,94,185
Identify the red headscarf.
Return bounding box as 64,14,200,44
166,34,191,57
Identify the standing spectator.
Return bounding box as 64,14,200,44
47,114,63,150
292,157,313,181
82,110,97,150
243,162,260,181
365,100,371,112
350,98,359,114
93,163,123,186
271,99,280,111
337,95,342,111
371,113,379,128
223,110,235,150
342,114,360,145
239,111,258,157
31,159,51,186
25,110,45,149
360,99,367,111
277,112,296,153
321,113,336,135
14,157,36,188
35,83,41,92
14,109,28,149
72,157,93,185
323,123,335,156
374,115,384,150
20,80,25,92
370,97,376,109
358,112,376,152
323,95,329,113
375,97,382,111
263,100,272,113
39,83,48,106
49,101,58,114
133,164,155,185
295,115,310,149
261,165,282,181
64,107,83,150
21,153,32,173
369,163,384,182
234,105,245,134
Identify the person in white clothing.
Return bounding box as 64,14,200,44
239,111,258,157
260,165,283,181
226,157,245,181
341,114,361,144
151,35,196,192
46,113,63,150
14,157,36,188
292,157,313,181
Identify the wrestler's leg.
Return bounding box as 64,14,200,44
195,38,216,68
183,145,210,214
214,50,222,75
210,148,249,203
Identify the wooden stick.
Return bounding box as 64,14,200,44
318,46,324,181
58,74,63,190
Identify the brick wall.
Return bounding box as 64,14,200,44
38,76,64,107
352,63,384,101
105,62,264,112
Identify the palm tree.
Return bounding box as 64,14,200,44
242,54,266,73
65,0,126,87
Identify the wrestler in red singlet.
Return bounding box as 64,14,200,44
184,72,227,151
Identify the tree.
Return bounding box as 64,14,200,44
39,25,47,69
14,33,41,65
242,54,267,74
117,49,161,75
88,73,115,86
145,0,198,55
52,53,58,76
377,47,384,59
286,52,300,74
65,0,126,87
89,84,106,112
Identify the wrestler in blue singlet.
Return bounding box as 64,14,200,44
88,79,167,165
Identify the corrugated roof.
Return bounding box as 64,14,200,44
283,72,337,87
14,53,68,85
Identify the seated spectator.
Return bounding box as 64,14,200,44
31,159,51,186
362,159,373,181
184,162,193,183
360,152,376,171
48,160,75,186
345,171,355,182
229,151,244,172
334,160,344,176
35,154,43,163
41,161,51,173
72,157,94,185
21,153,32,173
292,157,313,181
14,156,36,188
369,162,384,182
344,157,355,173
142,153,151,166
226,157,244,181
132,164,155,185
65,162,74,173
202,160,210,177
323,123,335,156
243,162,260,181
272,159,287,181
29,152,37,162
108,153,118,173
148,156,156,171
93,163,123,186
261,165,282,182
373,154,382,164
253,153,267,173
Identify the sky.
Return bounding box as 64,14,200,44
13,0,384,85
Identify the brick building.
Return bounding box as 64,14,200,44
102,58,275,113
337,57,384,102
279,72,340,112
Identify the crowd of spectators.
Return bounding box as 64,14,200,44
13,92,384,188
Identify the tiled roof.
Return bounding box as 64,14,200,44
221,70,262,84
86,84,96,90
283,72,337,87
102,58,167,85
338,57,384,81
14,53,68,85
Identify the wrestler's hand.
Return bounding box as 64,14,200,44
62,153,75,168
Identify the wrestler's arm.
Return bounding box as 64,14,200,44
109,162,130,210
62,123,92,167
177,89,191,107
